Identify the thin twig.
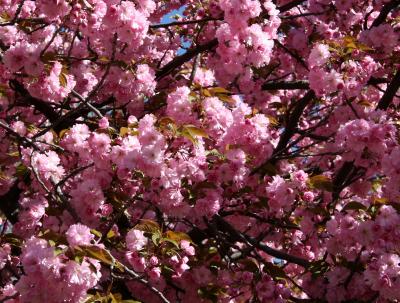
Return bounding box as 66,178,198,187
104,249,171,303
150,17,221,29
55,163,94,191
86,34,117,100
40,27,61,58
0,120,39,150
70,90,104,118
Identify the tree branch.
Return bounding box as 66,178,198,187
370,0,400,28
261,77,388,91
155,38,218,80
9,79,60,123
278,0,307,13
150,17,221,29
251,90,315,175
213,215,310,268
262,80,309,91
376,68,400,110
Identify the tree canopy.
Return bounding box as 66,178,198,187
0,0,400,302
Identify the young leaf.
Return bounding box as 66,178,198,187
307,175,333,192
164,230,192,244
342,201,367,212
135,219,160,234
59,72,68,87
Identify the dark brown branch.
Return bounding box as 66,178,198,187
278,0,307,13
274,39,309,70
332,161,355,200
213,215,310,268
281,11,326,19
376,69,400,110
0,0,25,26
331,71,399,203
0,182,20,224
262,80,309,90
0,120,38,149
32,96,114,138
251,90,315,175
155,38,218,80
9,80,60,123
370,0,400,28
150,17,221,29
274,90,316,154
261,77,387,91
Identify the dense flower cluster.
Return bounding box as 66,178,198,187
0,0,400,302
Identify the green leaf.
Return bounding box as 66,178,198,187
216,94,235,104
160,237,179,248
309,260,330,278
54,247,66,256
15,163,28,177
90,229,102,238
59,72,68,87
371,179,381,192
83,293,104,303
39,230,68,246
41,52,57,63
164,230,192,244
80,246,112,264
106,230,116,239
158,116,176,128
260,162,278,176
201,88,212,97
59,128,69,138
342,201,367,212
2,233,23,248
109,293,121,303
197,285,225,303
209,87,235,105
119,127,130,137
152,233,160,246
373,196,389,204
79,246,124,271
208,246,218,255
134,219,160,234
0,170,9,181
208,87,230,94
184,125,208,138
307,206,330,216
307,175,333,192
179,125,209,145
205,149,225,159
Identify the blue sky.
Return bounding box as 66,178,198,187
160,6,191,55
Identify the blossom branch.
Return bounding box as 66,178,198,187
370,0,400,28
213,215,311,268
376,68,400,110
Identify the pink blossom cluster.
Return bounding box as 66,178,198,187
16,237,101,303
0,0,400,302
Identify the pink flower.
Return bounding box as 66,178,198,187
66,224,94,247
194,190,222,218
166,86,194,124
303,191,315,202
148,267,161,281
2,43,26,72
126,229,148,252
308,44,330,68
98,117,109,129
180,240,195,256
